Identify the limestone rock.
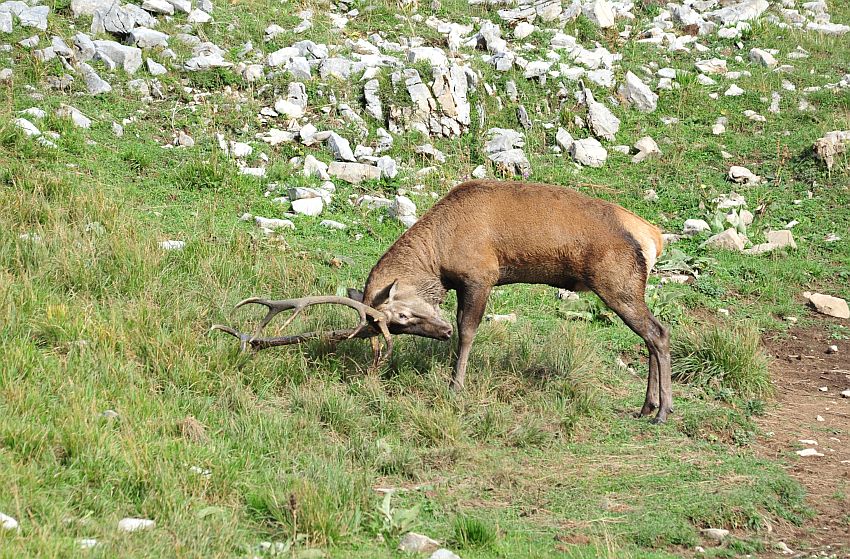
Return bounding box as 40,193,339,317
703,228,745,251
94,40,143,73
728,165,761,184
618,71,658,113
399,532,440,554
813,130,850,170
749,48,777,68
569,138,607,167
328,162,381,184
803,292,850,319
118,518,155,532
632,136,661,163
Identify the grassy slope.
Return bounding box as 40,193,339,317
1,0,849,557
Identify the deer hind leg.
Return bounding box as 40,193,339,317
451,283,491,391
594,283,672,423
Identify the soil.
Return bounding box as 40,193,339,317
757,316,850,557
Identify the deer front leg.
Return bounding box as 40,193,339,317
451,284,491,390
638,351,660,418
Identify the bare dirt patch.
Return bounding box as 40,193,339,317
759,317,850,556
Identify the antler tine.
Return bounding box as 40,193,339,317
214,295,394,363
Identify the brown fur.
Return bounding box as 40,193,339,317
361,180,673,422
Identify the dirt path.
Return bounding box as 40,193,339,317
758,317,850,557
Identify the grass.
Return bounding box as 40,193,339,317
672,322,773,398
1,0,850,557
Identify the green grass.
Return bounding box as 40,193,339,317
2,0,850,557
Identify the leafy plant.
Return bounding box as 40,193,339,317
368,492,420,539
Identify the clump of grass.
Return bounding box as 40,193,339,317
672,323,772,398
451,515,497,549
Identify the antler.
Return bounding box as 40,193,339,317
210,296,393,367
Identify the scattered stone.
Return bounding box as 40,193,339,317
19,5,49,31
146,58,167,76
14,117,41,137
320,219,346,230
775,542,793,556
584,0,616,29
328,162,380,184
569,138,608,168
291,197,323,216
749,48,777,68
118,518,155,532
841,389,850,398
712,117,727,135
0,11,10,34
142,0,173,15
555,128,574,152
584,89,620,141
390,195,417,228
94,40,143,74
364,79,383,121
471,164,486,179
701,528,729,542
514,21,534,39
703,228,745,251
803,292,849,319
795,448,824,457
0,68,11,82
724,84,744,96
77,538,98,549
618,71,658,113
813,130,850,170
130,28,169,49
632,136,661,163
415,143,446,163
187,8,211,23
728,165,760,184
56,105,92,128
254,216,294,231
485,313,517,323
706,0,768,26
429,550,461,559
695,58,727,74
160,240,185,250
826,345,838,354
327,132,356,162
176,131,194,147
0,512,19,531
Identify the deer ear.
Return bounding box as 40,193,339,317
347,288,364,302
387,280,399,301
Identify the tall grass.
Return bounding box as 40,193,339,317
672,322,773,398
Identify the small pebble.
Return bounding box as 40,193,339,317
796,448,823,457
818,386,828,392
826,345,838,354
118,518,155,532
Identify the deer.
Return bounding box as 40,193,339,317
213,179,673,423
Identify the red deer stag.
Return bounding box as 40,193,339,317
213,180,672,422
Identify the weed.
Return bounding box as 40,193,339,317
451,515,497,549
672,322,773,398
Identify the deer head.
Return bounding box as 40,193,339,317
350,280,453,341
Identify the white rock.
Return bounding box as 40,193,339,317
795,448,823,457
328,162,381,184
320,220,346,230
0,512,19,531
399,532,440,553
187,8,211,23
701,528,729,542
841,389,850,398
1,11,12,33
94,40,143,74
56,105,91,129
749,48,777,68
429,550,461,559
130,28,169,49
632,136,661,163
706,0,768,25
327,132,356,162
695,58,727,74
584,0,616,29
77,538,98,549
160,240,185,250
146,58,167,76
254,216,294,230
14,117,41,137
142,0,174,14
813,130,850,170
118,518,155,532
683,219,711,235
514,22,535,39
618,71,658,113
569,138,607,167
728,165,760,184
229,142,252,158
803,292,850,319
703,228,745,251
586,95,620,142
724,84,744,96
555,128,574,152
291,197,323,216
